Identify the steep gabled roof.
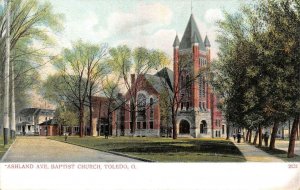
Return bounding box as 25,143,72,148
39,119,58,126
18,108,55,117
155,67,174,91
144,74,166,93
179,14,206,51
204,35,211,47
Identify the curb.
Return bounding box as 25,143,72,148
48,138,154,162
1,137,17,162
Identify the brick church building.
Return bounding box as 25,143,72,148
172,14,225,138
91,14,226,138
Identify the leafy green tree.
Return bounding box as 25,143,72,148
54,103,78,135
109,45,168,135
101,78,121,137
0,0,63,135
214,0,300,157
50,40,107,137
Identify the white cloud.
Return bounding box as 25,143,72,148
114,29,176,57
204,8,224,24
63,12,109,45
107,3,172,36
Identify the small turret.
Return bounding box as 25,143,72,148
204,35,211,48
173,34,180,48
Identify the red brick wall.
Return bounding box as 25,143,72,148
173,47,179,103
122,75,161,131
40,125,58,136
192,44,200,108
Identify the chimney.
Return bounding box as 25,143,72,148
131,74,135,87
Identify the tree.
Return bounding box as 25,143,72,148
54,103,78,135
86,44,107,136
109,45,168,136
51,40,107,137
101,78,121,137
253,0,299,151
0,0,63,137
214,0,300,156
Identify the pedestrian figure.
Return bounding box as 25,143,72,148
237,133,241,143
233,133,236,141
64,133,68,141
264,132,269,147
104,126,109,139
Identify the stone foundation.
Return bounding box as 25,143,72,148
176,110,213,138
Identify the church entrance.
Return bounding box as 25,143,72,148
179,120,190,134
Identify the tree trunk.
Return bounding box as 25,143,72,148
298,119,300,140
253,130,258,145
258,126,262,147
287,116,300,158
246,129,250,142
172,114,177,139
226,124,230,140
79,104,84,137
297,120,299,140
89,94,93,136
281,126,284,140
248,129,252,143
288,120,291,138
269,121,279,150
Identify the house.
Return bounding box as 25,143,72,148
16,108,55,135
39,119,59,136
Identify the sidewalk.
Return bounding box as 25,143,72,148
231,138,284,162
275,140,300,156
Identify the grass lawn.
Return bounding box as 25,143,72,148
0,136,13,160
257,146,300,162
49,136,246,162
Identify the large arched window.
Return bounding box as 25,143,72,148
149,97,154,129
137,94,146,121
150,97,154,119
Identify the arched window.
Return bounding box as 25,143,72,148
200,120,207,134
137,94,146,121
180,75,184,89
203,78,206,96
199,75,204,97
150,98,154,119
186,75,190,97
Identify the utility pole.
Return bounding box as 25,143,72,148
3,0,11,145
11,58,16,139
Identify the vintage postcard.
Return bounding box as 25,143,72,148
0,0,299,189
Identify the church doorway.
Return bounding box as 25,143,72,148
200,120,207,134
179,120,190,134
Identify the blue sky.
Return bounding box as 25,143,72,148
45,0,243,59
